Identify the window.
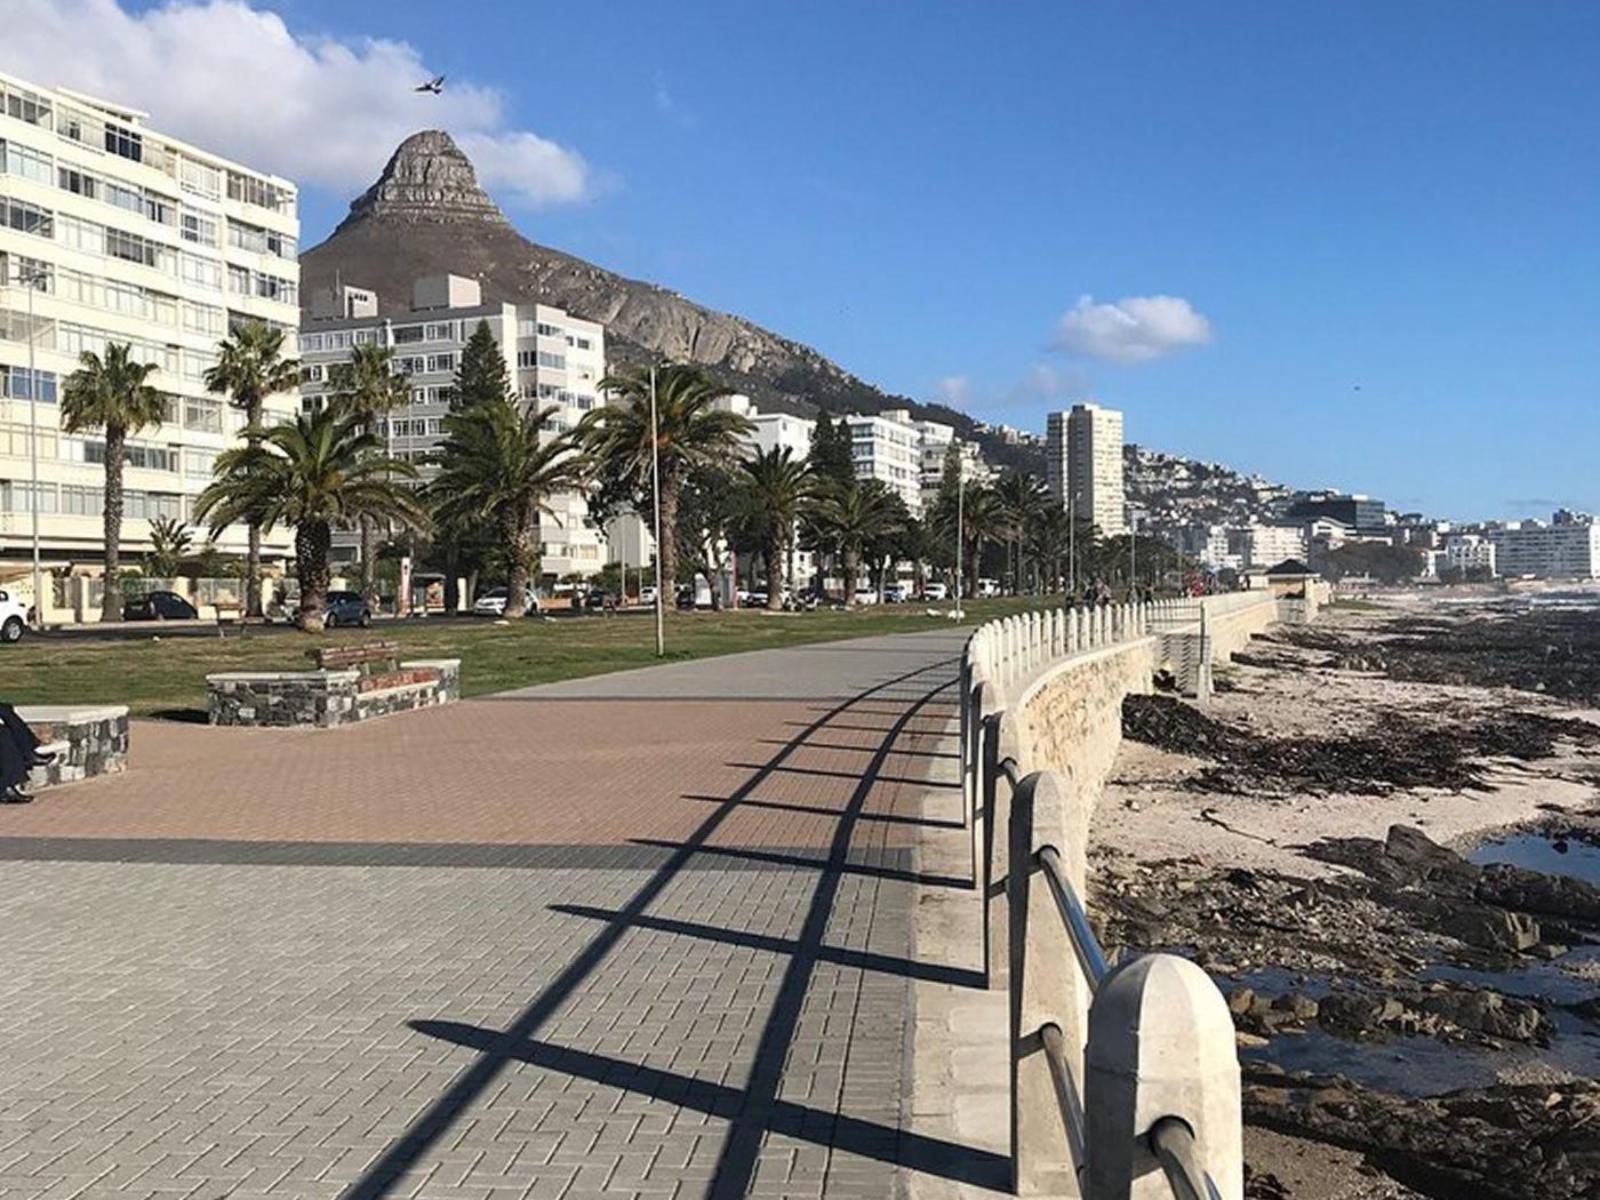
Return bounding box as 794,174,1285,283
105,226,160,268
0,253,52,290
179,157,222,200
2,197,54,238
2,86,52,129
181,301,225,338
424,321,454,341
536,322,561,337
352,329,378,346
61,485,100,516
426,353,455,373
104,180,144,216
82,439,177,472
301,363,326,383
0,481,57,513
57,164,96,197
143,194,175,226
0,364,58,403
103,123,143,163
574,337,592,351
300,333,323,352
538,351,566,370
183,398,222,433
392,324,425,344
226,171,292,214
0,140,53,184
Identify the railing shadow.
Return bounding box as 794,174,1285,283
343,653,995,1199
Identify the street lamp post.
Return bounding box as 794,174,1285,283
1068,494,1076,597
953,465,965,620
649,365,665,656
16,265,48,626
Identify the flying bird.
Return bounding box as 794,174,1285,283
415,75,446,94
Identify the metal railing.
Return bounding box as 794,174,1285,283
960,602,1244,1199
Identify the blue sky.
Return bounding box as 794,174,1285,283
19,1,1600,519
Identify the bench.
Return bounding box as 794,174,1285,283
209,646,461,728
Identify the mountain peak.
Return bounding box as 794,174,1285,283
337,130,508,231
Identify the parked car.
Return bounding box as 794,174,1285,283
322,590,371,629
977,578,1002,598
923,582,949,602
471,586,539,617
0,588,28,643
122,590,199,621
638,585,658,605
882,583,909,604
852,587,880,606
748,591,769,608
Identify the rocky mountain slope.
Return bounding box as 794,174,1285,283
299,131,1033,468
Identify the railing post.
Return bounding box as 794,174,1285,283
1085,954,1244,1200
1009,770,1087,1198
985,720,1024,992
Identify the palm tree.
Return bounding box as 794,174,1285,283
428,396,590,618
1026,505,1071,596
740,446,813,610
194,408,425,631
204,320,300,618
60,344,168,621
145,516,194,578
994,470,1047,594
584,364,752,599
932,483,1004,599
807,479,904,604
328,343,412,607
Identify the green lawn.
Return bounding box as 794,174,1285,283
4,598,1042,719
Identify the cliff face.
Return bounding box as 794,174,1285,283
299,131,1034,468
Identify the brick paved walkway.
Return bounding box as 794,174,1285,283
0,631,1002,1199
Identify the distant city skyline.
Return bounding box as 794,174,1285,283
5,0,1597,521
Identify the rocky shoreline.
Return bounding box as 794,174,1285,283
1091,596,1600,1199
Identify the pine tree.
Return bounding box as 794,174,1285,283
809,412,856,488
452,319,513,409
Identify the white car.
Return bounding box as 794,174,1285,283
852,587,880,606
923,582,949,602
471,587,539,617
0,588,27,642
638,585,658,605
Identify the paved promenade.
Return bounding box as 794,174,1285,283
0,630,1001,1199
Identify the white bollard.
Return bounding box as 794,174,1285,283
1085,955,1244,1200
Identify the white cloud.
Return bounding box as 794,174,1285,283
0,0,593,208
1051,294,1213,364
935,376,970,406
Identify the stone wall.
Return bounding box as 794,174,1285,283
207,658,461,728
17,705,130,789
1201,594,1280,661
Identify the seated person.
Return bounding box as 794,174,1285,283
0,702,54,804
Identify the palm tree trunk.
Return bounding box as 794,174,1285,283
843,548,860,605
243,395,265,618
99,424,126,623
505,509,532,619
657,469,680,605
359,515,377,609
296,519,331,632
767,526,785,611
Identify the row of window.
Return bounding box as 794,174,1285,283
515,350,567,371
300,328,380,353
393,353,456,376
2,253,234,339
0,480,185,521
520,382,595,410
387,417,444,439
226,264,297,305
226,218,296,260
2,79,295,216
391,321,458,345
0,363,58,403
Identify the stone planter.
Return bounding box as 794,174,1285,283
206,658,461,728
17,705,131,789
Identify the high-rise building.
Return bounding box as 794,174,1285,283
0,69,300,579
1047,403,1125,536
1287,493,1387,535
1487,518,1600,579
845,409,926,516
299,274,607,582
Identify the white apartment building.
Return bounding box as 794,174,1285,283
846,409,925,516
1230,521,1308,568
1177,523,1239,571
715,393,815,461
300,274,607,582
1047,403,1125,536
0,70,299,584
1442,534,1497,577
1487,520,1600,579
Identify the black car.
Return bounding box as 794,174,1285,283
324,590,371,628
122,590,199,621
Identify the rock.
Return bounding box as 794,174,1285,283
1228,987,1256,1016
1384,824,1482,895
1272,992,1320,1021
1477,862,1600,923
1448,905,1541,952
